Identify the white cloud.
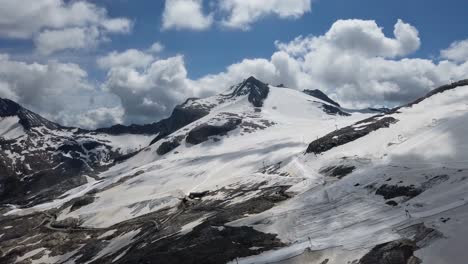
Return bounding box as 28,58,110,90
193,19,465,108
0,54,93,115
0,0,131,38
101,18,132,34
220,0,311,30
97,49,155,70
276,19,420,58
101,55,198,124
192,51,308,96
441,39,468,63
99,19,467,126
35,27,101,55
3,18,467,129
57,106,125,129
162,0,213,31
148,42,165,53
161,0,311,31
0,0,131,54
97,42,165,70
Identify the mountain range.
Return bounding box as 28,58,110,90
1,77,468,264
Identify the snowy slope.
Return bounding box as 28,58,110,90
0,77,373,264
228,82,468,264
0,116,25,139
0,98,157,206
1,78,468,264
9,80,369,227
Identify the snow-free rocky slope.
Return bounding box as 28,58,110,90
1,77,468,264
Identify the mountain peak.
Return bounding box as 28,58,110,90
303,89,341,107
228,76,270,107
245,75,261,83
0,97,22,117
0,97,60,130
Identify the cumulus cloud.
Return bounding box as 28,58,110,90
97,49,155,70
101,54,197,124
161,0,312,31
34,27,102,55
276,19,420,58
148,42,165,53
3,18,467,129
0,0,131,54
193,19,465,108
0,54,93,115
193,51,308,95
57,106,125,129
441,39,468,63
162,0,213,31
264,20,468,106
105,16,429,122
98,19,467,126
219,0,311,30
97,42,165,70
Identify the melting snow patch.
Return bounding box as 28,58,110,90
98,229,118,239
179,216,210,235
15,247,46,263
87,229,140,263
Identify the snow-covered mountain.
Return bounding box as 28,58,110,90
1,77,468,264
0,98,157,206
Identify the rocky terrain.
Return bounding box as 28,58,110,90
0,98,159,206
1,77,468,264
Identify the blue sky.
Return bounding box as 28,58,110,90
91,0,467,78
0,0,467,128
2,0,467,78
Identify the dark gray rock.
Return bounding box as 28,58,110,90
93,98,211,147
320,165,356,179
186,118,242,145
320,103,350,116
393,79,468,112
368,107,391,114
226,76,270,107
156,139,181,156
375,184,423,200
358,239,421,264
0,97,61,130
51,217,82,229
303,89,341,107
70,195,95,212
306,116,398,154
188,191,210,199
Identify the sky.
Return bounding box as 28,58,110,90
0,0,467,129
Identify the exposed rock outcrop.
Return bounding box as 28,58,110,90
303,89,341,107
186,118,242,145
376,184,423,200
320,103,350,116
358,239,421,264
227,76,270,107
307,116,398,154
0,97,61,130
394,79,468,111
